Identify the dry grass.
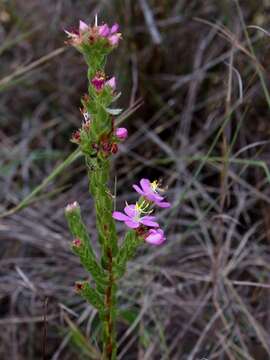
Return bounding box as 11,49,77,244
1,0,270,359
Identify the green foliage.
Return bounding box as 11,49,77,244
114,231,143,278
65,204,107,285
76,282,104,311
87,159,118,257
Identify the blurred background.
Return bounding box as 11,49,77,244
1,0,270,359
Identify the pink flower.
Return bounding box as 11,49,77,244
116,128,128,140
133,179,171,208
98,24,110,37
91,74,106,91
113,204,159,229
145,228,166,245
98,23,122,46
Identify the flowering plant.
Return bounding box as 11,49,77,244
64,17,170,360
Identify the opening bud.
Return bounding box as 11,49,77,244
65,201,79,213
116,127,128,140
72,238,82,248
71,130,81,143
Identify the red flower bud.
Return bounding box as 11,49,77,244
111,143,118,154
102,142,112,153
72,238,82,247
75,281,85,292
71,130,81,143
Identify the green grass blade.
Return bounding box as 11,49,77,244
0,148,82,218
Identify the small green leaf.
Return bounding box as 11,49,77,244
76,282,104,310
65,204,107,283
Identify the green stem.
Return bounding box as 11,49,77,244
87,157,118,359
103,248,117,359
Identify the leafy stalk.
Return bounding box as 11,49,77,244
64,19,125,359
64,18,170,360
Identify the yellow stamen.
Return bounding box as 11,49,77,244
151,179,165,194
135,201,152,215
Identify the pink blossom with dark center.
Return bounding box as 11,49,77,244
133,179,171,208
113,204,159,229
145,228,166,245
116,128,128,140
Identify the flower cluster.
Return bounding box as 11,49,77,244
66,20,127,155
65,20,121,48
113,179,170,245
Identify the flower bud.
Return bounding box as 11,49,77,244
71,130,81,143
116,127,128,140
91,73,106,91
111,143,118,154
103,143,112,153
75,281,85,292
72,238,82,248
65,201,79,213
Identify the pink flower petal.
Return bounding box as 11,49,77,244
140,218,159,227
132,184,144,195
142,215,156,221
124,205,136,218
99,24,110,37
140,178,152,193
106,76,116,90
111,23,120,34
79,20,88,33
108,34,121,46
125,220,140,229
147,193,164,202
157,201,171,208
112,211,129,221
